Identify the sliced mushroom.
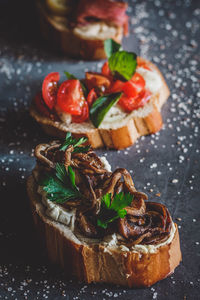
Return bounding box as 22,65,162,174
77,212,97,237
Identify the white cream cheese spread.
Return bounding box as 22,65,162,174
74,22,119,40
137,67,162,94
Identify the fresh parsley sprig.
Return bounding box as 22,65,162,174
104,39,137,81
40,163,80,204
97,192,133,229
60,132,90,153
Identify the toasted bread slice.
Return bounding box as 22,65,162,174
30,58,170,149
37,0,123,60
27,175,181,288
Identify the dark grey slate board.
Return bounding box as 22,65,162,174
0,0,200,299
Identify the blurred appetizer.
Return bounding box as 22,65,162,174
37,0,128,59
30,39,170,149
27,134,181,287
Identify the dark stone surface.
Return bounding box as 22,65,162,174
0,0,200,299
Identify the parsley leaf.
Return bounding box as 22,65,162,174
40,163,80,204
97,192,133,229
68,165,76,188
104,39,122,58
60,132,90,153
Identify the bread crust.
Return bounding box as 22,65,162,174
37,0,123,60
27,175,181,288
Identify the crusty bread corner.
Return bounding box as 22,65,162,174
36,0,123,60
27,175,181,288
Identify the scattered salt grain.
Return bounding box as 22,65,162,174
172,179,179,183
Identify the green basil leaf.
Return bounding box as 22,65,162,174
108,51,137,81
64,71,77,80
90,92,122,128
104,39,122,58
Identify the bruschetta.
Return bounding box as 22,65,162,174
30,40,170,149
27,134,181,288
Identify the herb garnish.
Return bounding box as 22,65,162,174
104,39,137,81
40,163,80,204
60,132,90,153
90,92,122,128
104,38,122,58
64,71,77,80
97,192,133,229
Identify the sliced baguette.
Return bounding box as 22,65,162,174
30,58,170,149
37,0,123,60
27,175,181,288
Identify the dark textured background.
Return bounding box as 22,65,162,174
0,0,200,299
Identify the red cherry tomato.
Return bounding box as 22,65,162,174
108,72,148,112
57,79,85,115
34,92,57,120
118,89,151,112
109,80,125,93
42,72,60,109
34,92,50,116
87,88,97,107
121,73,145,98
101,61,111,77
72,101,89,123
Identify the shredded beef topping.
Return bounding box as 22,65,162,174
35,141,173,246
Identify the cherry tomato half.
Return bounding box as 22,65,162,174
118,89,151,112
101,61,111,77
57,79,85,116
72,101,89,123
42,72,60,109
121,72,146,99
109,80,124,93
34,92,54,119
87,88,97,107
